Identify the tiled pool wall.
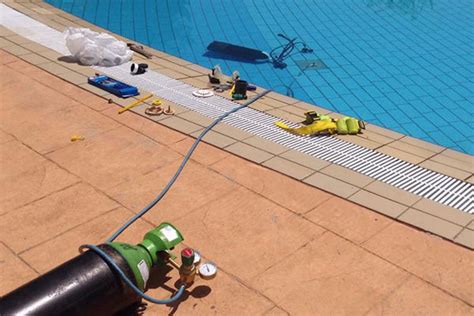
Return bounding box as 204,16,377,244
45,0,474,155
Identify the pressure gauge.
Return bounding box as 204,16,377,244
199,262,217,280
193,250,201,265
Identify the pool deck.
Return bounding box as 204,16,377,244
1,47,473,316
0,1,473,314
1,0,471,248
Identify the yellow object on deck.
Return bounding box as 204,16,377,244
118,94,153,114
274,120,338,136
70,135,85,142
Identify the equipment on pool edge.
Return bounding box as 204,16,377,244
0,223,216,315
88,74,139,98
118,93,153,114
275,111,365,136
231,79,249,100
130,62,149,75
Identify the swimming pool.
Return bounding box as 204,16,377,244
46,0,473,154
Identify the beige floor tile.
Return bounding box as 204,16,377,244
349,190,408,218
211,123,253,140
468,220,474,230
20,41,50,53
212,155,332,213
262,156,315,180
225,142,274,164
431,153,474,174
159,116,202,135
0,141,78,214
190,129,237,148
4,34,32,45
37,61,70,75
320,164,374,187
304,172,359,198
440,148,473,165
292,101,332,113
56,70,87,85
336,134,382,149
306,197,393,244
454,228,473,249
20,207,153,273
367,124,405,140
178,110,214,127
20,53,49,65
243,135,290,155
419,159,471,180
251,232,409,315
266,91,298,104
363,222,474,304
280,149,331,170
0,183,118,253
412,198,472,226
387,140,437,159
47,126,181,190
0,38,15,49
101,106,187,146
266,108,304,122
174,187,325,281
398,208,463,239
366,276,472,316
0,242,38,295
2,44,31,56
170,137,230,166
376,145,426,164
364,181,421,206
399,136,445,153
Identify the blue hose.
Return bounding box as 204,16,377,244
84,89,271,304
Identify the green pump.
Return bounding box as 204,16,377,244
108,222,184,290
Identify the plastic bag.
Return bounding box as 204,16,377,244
64,27,133,66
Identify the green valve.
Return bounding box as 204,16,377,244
108,222,184,291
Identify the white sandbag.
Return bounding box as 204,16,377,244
63,27,133,66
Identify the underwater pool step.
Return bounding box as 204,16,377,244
1,3,471,214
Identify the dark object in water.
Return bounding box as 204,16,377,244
207,41,269,61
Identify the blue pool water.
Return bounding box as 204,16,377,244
46,0,473,154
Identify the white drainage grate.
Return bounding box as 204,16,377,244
1,4,472,213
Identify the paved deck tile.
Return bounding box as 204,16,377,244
174,187,326,281
0,183,118,253
363,222,474,305
105,160,238,224
305,197,393,244
349,190,408,218
251,232,409,315
304,172,360,198
366,276,472,315
47,126,182,190
262,156,315,180
0,242,38,295
212,155,332,214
